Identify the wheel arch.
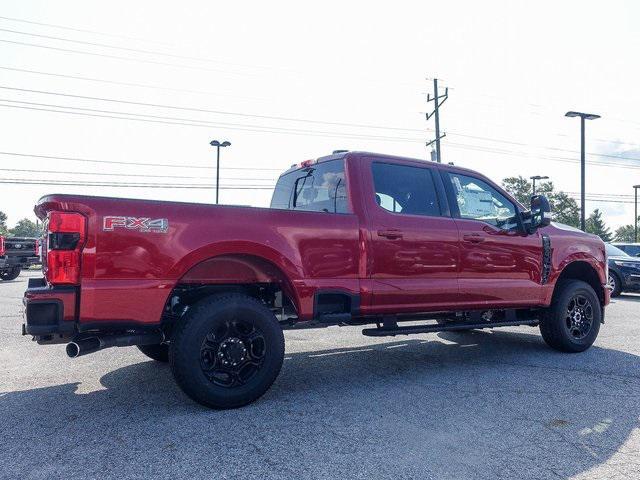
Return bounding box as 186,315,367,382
553,260,605,307
164,251,301,325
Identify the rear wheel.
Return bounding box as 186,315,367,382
540,280,601,352
169,293,285,409
0,267,21,281
137,344,169,362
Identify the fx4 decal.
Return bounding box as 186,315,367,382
103,216,169,233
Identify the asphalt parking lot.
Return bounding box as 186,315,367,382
1,271,639,480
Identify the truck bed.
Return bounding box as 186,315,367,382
35,193,361,325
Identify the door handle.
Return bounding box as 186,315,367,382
377,229,403,239
463,233,485,243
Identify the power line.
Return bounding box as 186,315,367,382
0,66,264,101
0,27,279,71
449,84,640,131
6,13,640,137
564,192,634,200
0,39,253,77
444,141,640,169
0,14,169,45
565,195,634,205
3,96,640,175
3,99,640,174
0,178,275,189
0,167,276,181
2,88,640,168
0,100,426,143
4,85,640,163
0,151,283,171
0,85,431,133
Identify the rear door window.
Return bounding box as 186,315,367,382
270,159,349,213
371,162,441,217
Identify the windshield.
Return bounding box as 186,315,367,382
606,244,629,257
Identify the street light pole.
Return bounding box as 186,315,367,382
565,111,601,231
209,139,231,204
530,175,549,196
634,185,640,242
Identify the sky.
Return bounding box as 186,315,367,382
1,0,639,231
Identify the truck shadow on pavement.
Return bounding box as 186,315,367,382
2,329,639,479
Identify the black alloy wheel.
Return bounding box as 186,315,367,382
170,293,285,409
565,294,594,340
200,318,266,388
539,280,601,353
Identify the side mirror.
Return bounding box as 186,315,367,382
530,195,552,230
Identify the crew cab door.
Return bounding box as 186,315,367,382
364,159,461,314
442,170,544,308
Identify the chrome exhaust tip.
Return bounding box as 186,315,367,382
66,337,101,358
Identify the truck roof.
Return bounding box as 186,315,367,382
36,151,519,216
281,151,486,178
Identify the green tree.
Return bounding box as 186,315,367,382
501,176,580,228
549,191,580,228
585,209,612,242
613,224,637,242
0,210,7,235
501,176,532,206
9,218,42,237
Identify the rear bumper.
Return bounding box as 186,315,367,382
22,277,77,340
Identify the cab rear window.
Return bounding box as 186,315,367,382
270,159,349,213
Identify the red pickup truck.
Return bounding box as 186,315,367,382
23,151,609,408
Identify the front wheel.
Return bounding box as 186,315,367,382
169,293,285,409
540,280,601,352
0,267,21,281
608,272,622,297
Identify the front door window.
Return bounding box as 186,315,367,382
448,173,518,230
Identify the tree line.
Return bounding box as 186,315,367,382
0,212,42,238
501,176,636,242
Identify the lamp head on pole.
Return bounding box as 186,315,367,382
530,175,549,181
210,140,231,147
565,111,601,121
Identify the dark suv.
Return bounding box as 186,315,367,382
0,236,40,281
606,243,640,296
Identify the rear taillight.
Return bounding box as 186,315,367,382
46,212,86,285
34,238,40,256
0,236,4,256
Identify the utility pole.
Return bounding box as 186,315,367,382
425,78,448,162
634,185,640,242
530,175,549,196
209,139,231,204
565,111,600,231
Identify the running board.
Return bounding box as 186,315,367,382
361,319,538,337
